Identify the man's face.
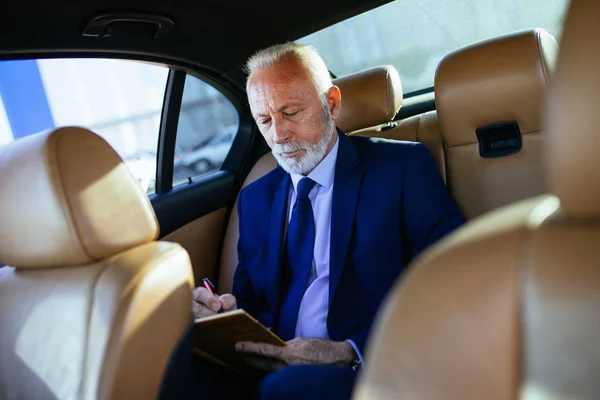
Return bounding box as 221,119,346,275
247,58,340,175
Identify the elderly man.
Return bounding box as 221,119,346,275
190,42,464,399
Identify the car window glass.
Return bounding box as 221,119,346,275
298,0,569,94
0,58,168,194
173,75,239,186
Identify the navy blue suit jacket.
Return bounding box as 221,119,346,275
232,132,464,354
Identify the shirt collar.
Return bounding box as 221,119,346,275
291,135,339,192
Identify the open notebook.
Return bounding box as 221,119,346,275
194,309,286,374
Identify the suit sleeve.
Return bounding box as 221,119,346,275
403,143,464,260
231,189,258,316
347,327,369,356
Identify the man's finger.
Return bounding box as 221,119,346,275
219,294,237,311
192,287,221,312
235,341,284,359
285,337,304,345
192,300,216,319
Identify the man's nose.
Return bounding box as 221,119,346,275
271,117,291,144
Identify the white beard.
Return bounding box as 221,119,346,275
272,109,335,175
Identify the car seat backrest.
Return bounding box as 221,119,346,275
435,28,559,219
354,3,600,399
0,127,194,400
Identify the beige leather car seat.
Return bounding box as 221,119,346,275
351,111,447,183
0,127,194,400
353,1,600,398
217,66,404,293
436,29,559,220
341,65,449,183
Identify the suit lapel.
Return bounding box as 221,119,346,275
266,171,290,316
329,132,364,306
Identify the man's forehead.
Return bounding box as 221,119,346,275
248,73,314,114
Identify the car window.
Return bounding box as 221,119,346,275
0,58,168,194
298,0,569,94
173,75,239,186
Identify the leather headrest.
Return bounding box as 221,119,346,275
334,65,403,133
546,0,600,218
436,29,558,147
0,127,159,269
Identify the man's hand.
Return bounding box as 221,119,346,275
192,287,237,319
235,338,356,372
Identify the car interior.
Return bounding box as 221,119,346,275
1,0,598,398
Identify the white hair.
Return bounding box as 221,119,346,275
245,42,333,98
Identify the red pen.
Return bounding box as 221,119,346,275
202,278,224,314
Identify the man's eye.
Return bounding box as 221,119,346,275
260,118,271,125
284,111,298,117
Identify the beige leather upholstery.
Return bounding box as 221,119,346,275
0,127,159,268
545,0,600,218
354,1,600,399
335,66,403,133
351,111,446,183
436,29,558,219
163,207,227,286
353,196,561,399
436,28,557,148
218,153,277,294
0,127,194,400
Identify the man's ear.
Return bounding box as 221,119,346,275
327,85,342,120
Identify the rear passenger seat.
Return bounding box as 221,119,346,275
217,29,558,291
351,29,558,220
435,28,558,219
351,111,446,183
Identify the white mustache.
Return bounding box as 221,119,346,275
272,142,312,155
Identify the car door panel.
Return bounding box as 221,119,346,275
162,207,227,285
149,69,261,288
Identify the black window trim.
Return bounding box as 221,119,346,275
156,69,185,193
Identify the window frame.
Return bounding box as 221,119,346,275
0,53,257,198
156,69,185,193
166,71,250,192
177,69,255,188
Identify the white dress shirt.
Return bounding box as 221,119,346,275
287,136,363,363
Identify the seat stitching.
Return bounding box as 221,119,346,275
52,129,95,260
536,30,550,85
415,113,423,142
80,259,112,398
385,68,391,118
514,223,530,395
444,130,542,149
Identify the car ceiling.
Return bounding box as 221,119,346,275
0,0,392,80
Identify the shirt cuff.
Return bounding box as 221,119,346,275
346,339,364,367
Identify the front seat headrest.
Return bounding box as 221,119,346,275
0,127,159,268
435,29,558,148
546,0,600,218
334,65,403,133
